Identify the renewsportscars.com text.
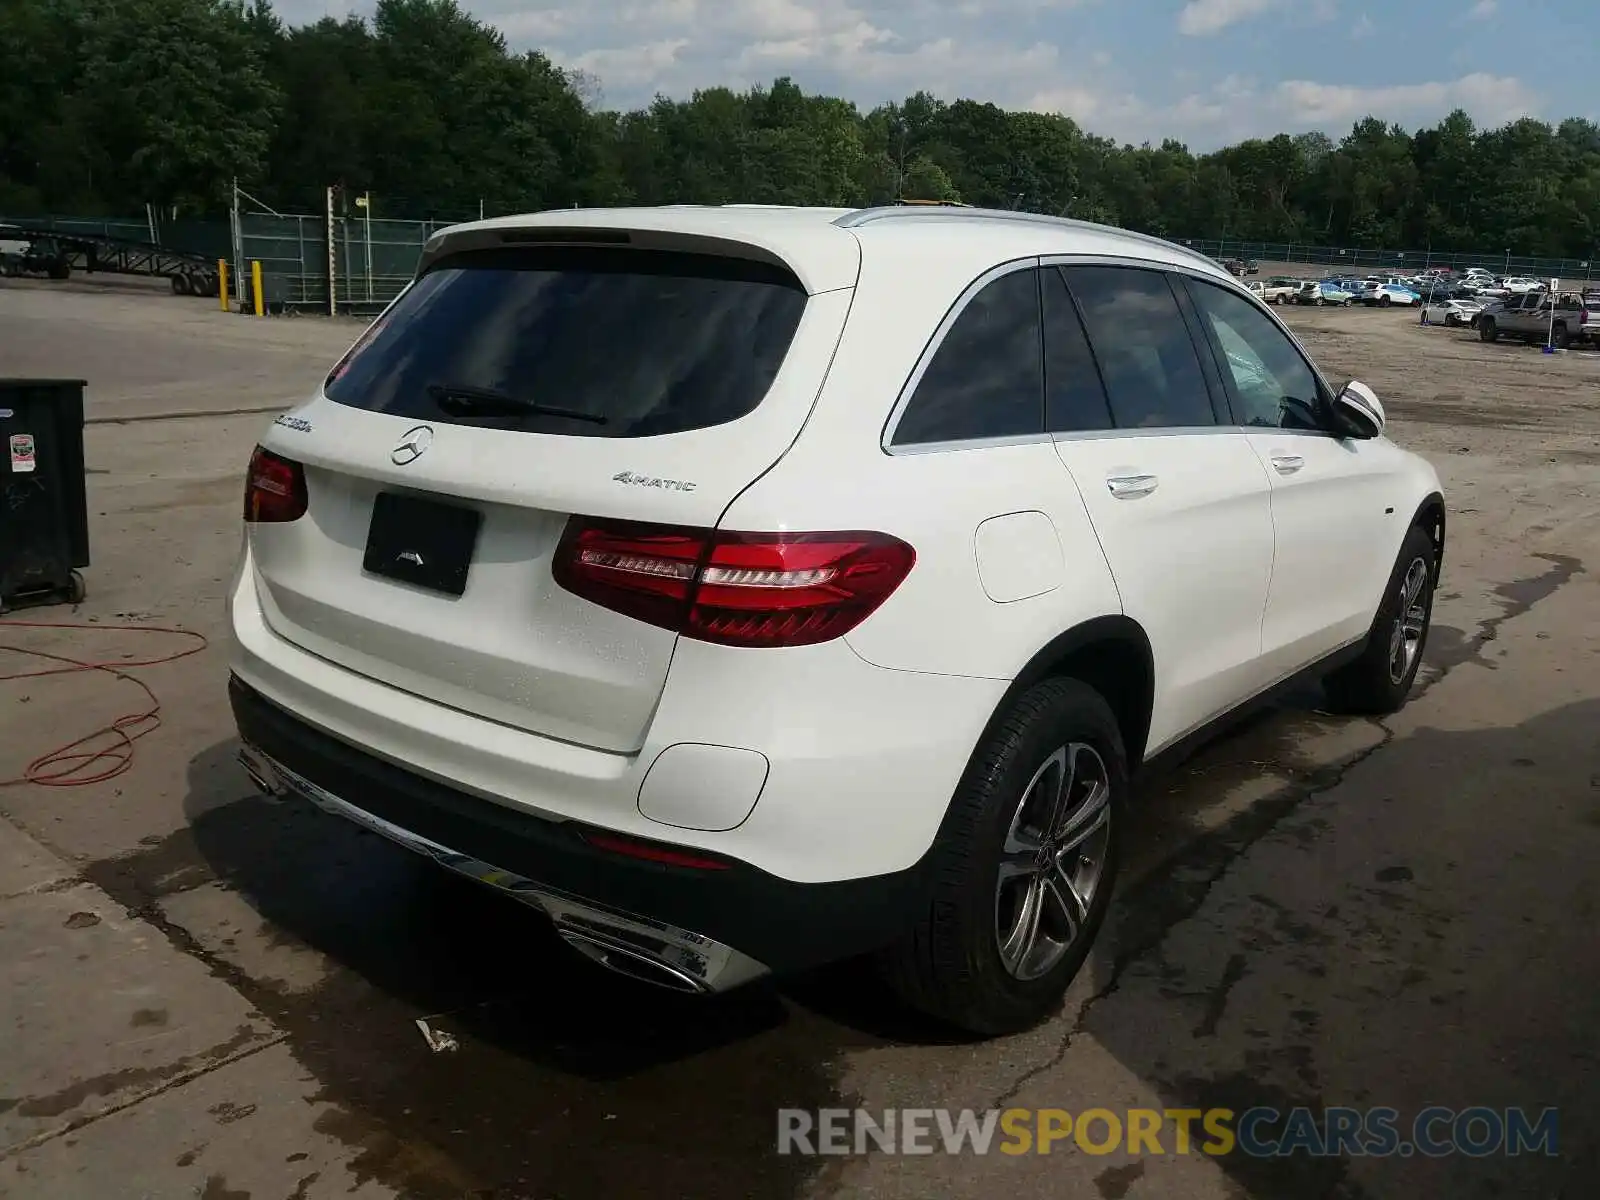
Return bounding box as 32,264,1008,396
777,1106,1559,1159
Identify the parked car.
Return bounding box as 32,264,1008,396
1361,282,1419,307
1421,297,1483,327
1476,291,1597,348
0,234,28,276
1221,257,1248,277
1297,280,1356,306
1243,259,1260,275
1258,276,1302,304
228,203,1446,1035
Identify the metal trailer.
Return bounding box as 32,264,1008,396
0,222,223,296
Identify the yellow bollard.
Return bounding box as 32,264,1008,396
218,259,229,311
250,260,264,317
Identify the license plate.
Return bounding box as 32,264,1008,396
362,491,482,596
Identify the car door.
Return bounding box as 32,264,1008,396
1043,262,1277,757
1180,274,1407,680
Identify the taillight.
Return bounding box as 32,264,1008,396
579,829,732,871
243,446,308,523
552,518,915,648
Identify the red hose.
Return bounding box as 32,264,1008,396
0,619,209,787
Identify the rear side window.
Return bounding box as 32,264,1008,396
1040,266,1113,432
323,247,808,438
891,268,1044,446
1061,266,1216,430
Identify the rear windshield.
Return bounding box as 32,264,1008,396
323,246,808,437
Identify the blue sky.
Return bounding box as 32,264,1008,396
278,0,1595,150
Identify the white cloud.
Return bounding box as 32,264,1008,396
1275,72,1536,127
1467,0,1497,18
1351,13,1374,38
1176,0,1278,37
264,0,1548,153
568,38,691,89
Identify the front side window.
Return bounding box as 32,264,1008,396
1060,266,1216,430
892,268,1044,446
1185,279,1324,431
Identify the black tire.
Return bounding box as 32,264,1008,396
1552,323,1571,349
67,570,86,605
172,273,192,295
880,678,1125,1036
1323,524,1436,715
1479,318,1498,342
1379,294,1392,307
1444,313,1460,327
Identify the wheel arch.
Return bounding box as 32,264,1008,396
972,616,1157,776
1411,491,1446,582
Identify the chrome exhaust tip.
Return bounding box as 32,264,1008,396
556,928,710,994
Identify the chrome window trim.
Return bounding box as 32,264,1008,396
1051,424,1250,444
880,256,1044,455
889,431,1058,456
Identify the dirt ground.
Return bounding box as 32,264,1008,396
0,276,1597,1200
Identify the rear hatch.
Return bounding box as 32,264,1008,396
246,229,858,753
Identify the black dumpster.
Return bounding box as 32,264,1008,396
0,379,89,612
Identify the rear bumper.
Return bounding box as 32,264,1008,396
231,675,932,979
228,547,1003,883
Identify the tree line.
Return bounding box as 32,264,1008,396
3,0,1599,257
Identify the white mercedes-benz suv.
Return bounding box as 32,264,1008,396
229,204,1444,1035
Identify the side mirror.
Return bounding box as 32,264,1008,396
1332,380,1385,439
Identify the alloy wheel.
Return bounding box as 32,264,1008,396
994,743,1112,981
1387,557,1430,684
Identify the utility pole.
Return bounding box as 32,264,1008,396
325,186,337,317
355,192,372,303
231,177,247,307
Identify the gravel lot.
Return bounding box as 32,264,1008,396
1,276,1597,1200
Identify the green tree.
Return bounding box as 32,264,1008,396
77,0,281,210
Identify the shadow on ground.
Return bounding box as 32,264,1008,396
80,682,1598,1199
1070,697,1600,1200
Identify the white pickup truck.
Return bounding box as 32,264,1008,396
1476,291,1599,348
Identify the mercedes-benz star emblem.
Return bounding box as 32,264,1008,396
391,425,434,466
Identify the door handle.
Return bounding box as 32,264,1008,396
1270,454,1305,475
1106,473,1158,499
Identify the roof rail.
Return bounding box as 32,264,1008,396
832,205,1219,271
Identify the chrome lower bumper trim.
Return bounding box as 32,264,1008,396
237,744,770,994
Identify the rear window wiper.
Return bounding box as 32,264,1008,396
425,383,607,424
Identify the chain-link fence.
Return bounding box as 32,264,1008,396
1178,238,1597,282
236,211,469,314
12,208,1599,304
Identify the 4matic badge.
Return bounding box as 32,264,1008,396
613,471,697,493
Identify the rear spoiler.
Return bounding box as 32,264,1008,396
416,216,861,294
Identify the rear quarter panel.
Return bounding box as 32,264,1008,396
717,234,1123,682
